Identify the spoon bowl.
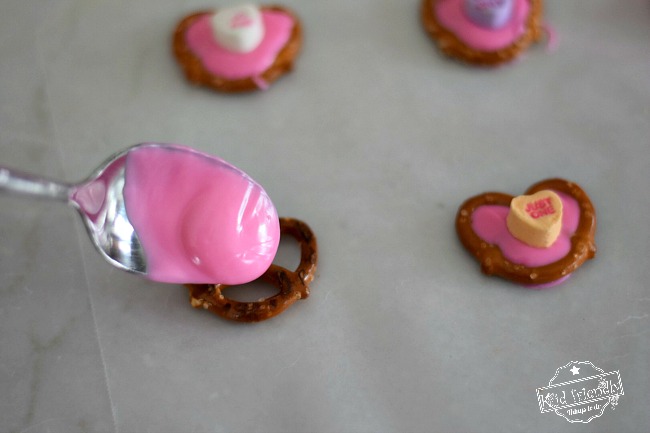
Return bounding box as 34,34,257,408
0,143,280,284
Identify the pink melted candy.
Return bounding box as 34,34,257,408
185,11,293,79
122,144,280,284
434,0,531,51
471,191,579,287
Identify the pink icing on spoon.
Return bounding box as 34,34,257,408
185,10,293,80
122,144,280,284
471,191,579,287
435,0,531,51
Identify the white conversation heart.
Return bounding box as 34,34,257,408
211,5,264,53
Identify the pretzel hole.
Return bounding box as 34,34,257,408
220,279,280,302
272,234,301,271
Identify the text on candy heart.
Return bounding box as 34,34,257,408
525,197,557,219
230,12,254,28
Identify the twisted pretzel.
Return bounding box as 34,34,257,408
456,178,596,285
421,0,543,66
172,6,302,93
185,217,317,322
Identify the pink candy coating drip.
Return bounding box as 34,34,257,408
435,0,531,51
471,191,580,287
123,144,280,284
185,10,293,79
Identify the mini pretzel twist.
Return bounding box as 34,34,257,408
421,0,544,66
185,217,317,322
172,6,302,93
455,178,596,285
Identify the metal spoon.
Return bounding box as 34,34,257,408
0,145,146,275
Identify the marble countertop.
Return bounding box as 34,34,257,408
1,0,649,432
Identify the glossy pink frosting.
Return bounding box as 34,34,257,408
185,10,293,79
471,191,579,287
434,0,531,51
123,144,280,284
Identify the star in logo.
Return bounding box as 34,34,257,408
570,365,580,375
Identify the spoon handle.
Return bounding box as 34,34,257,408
0,166,71,202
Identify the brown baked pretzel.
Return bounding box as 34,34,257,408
421,0,543,66
172,5,302,93
185,217,317,322
456,178,596,285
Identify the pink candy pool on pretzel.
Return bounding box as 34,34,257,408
435,0,531,51
471,191,579,268
185,9,294,79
